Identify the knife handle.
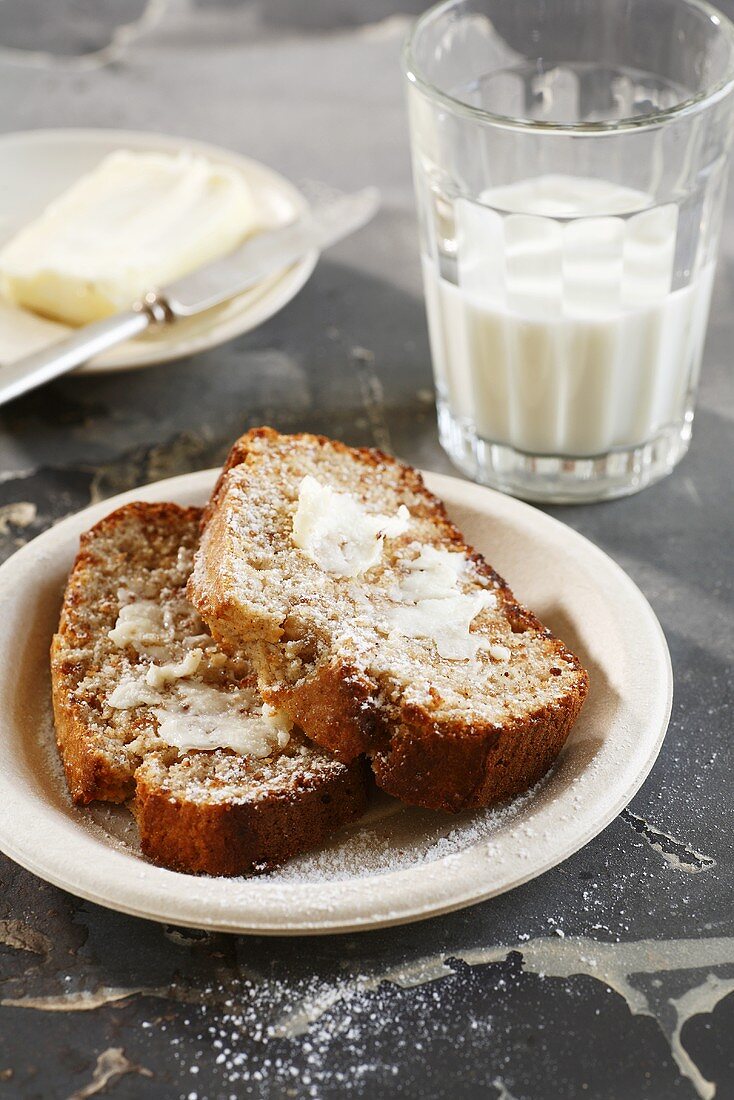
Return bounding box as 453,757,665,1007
0,307,154,408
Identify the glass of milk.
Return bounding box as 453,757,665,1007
404,0,734,501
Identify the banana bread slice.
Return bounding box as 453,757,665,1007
51,501,368,875
189,428,589,813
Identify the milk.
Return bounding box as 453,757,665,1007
423,176,715,456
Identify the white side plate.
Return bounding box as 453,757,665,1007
0,470,672,934
0,129,317,373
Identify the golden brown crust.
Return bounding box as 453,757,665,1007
260,647,585,812
194,428,590,814
134,756,369,876
51,670,135,803
371,685,586,812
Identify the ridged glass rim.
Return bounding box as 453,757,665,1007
403,0,734,133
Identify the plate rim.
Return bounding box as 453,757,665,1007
0,468,673,935
0,127,318,374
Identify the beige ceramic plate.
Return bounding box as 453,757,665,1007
0,470,672,934
0,129,317,373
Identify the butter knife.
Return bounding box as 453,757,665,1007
0,186,379,407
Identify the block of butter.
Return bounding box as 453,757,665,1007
0,149,262,326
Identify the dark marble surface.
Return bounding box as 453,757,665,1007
0,3,732,1099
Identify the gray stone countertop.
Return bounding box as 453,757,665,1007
0,3,731,1098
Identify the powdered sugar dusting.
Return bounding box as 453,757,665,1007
260,781,545,884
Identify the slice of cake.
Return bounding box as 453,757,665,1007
51,501,368,875
189,428,589,813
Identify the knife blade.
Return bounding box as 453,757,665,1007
163,186,379,316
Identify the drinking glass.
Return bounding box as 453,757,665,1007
404,0,734,502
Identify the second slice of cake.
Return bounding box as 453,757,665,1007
51,500,368,875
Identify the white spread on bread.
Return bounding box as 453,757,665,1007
292,475,410,577
108,599,165,654
290,486,502,660
382,546,499,661
107,603,291,756
388,546,467,600
107,676,161,710
108,670,292,757
145,648,203,688
109,597,207,660
152,687,291,757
